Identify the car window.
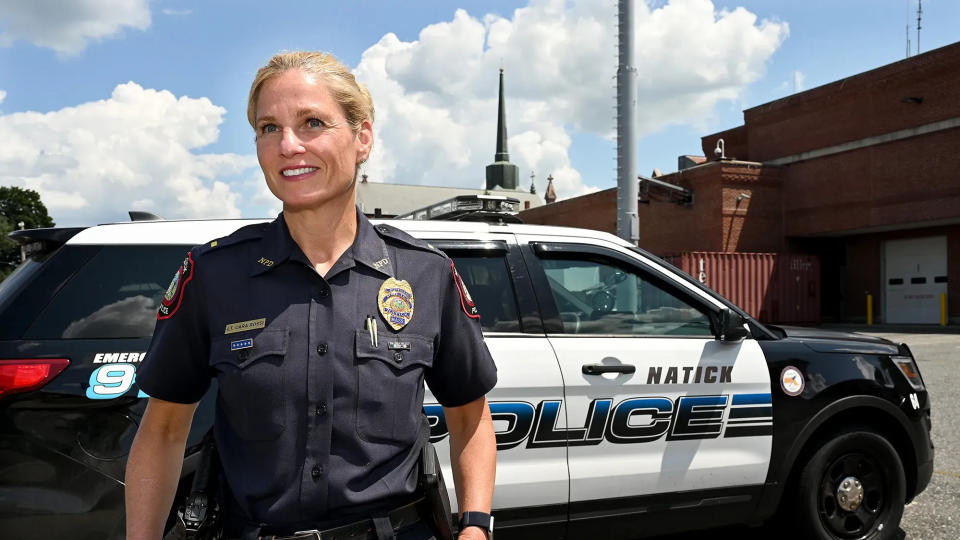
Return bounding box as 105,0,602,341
540,257,712,336
449,254,521,333
24,246,192,339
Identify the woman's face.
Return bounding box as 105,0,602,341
254,69,372,211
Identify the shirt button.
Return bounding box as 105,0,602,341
316,342,328,355
315,402,328,416
311,465,323,479
318,287,330,299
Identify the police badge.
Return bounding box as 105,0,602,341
378,277,414,331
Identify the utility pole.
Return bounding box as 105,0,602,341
616,0,639,245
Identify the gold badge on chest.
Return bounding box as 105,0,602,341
378,277,414,331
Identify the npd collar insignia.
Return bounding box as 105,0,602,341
378,277,414,331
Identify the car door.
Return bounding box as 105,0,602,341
517,235,772,538
419,234,568,539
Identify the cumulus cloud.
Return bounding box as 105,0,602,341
0,82,257,225
0,89,5,104
161,8,192,16
0,0,150,55
356,0,787,200
62,295,158,338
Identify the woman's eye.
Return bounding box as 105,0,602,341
260,123,278,134
307,118,324,128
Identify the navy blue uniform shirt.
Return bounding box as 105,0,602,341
137,209,497,528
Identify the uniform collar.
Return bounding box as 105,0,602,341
352,210,395,277
248,213,295,276
250,209,394,278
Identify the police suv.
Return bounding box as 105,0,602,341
0,197,933,540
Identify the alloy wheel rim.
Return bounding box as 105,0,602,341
818,452,886,538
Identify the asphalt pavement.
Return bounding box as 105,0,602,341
869,330,959,539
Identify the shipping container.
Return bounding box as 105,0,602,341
662,252,820,325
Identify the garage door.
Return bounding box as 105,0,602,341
884,236,947,324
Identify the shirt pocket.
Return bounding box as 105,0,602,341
355,329,434,445
210,328,289,441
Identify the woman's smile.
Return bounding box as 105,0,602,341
279,166,319,181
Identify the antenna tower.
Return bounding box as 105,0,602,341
905,0,911,58
917,0,923,55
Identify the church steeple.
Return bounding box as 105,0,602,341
486,68,519,190
544,174,557,204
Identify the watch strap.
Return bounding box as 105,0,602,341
459,511,494,533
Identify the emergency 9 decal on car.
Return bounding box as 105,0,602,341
85,352,148,399
424,393,773,450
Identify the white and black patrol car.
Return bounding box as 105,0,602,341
0,200,933,540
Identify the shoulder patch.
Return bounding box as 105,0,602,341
158,252,195,320
374,223,445,258
451,260,480,319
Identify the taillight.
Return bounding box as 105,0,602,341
0,359,70,399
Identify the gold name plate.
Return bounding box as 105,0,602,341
225,318,266,334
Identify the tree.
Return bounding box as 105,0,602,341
0,187,55,279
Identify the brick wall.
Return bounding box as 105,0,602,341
741,42,960,162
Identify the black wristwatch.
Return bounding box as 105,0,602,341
459,511,494,538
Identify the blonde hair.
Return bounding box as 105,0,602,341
247,51,374,133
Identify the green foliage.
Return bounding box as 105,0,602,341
0,187,55,279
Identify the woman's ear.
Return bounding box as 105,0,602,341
355,119,373,163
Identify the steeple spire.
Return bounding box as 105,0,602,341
486,68,519,190
544,174,557,204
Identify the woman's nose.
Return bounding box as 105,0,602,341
279,127,305,157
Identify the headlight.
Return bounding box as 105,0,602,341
891,355,925,391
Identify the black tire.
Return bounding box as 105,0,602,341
795,429,906,540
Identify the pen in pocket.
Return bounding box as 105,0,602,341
366,315,378,348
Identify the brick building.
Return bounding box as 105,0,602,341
521,41,960,325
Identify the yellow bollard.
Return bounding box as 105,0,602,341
941,293,948,326
866,294,873,325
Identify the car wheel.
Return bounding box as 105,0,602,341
796,429,906,540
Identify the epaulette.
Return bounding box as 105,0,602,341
194,222,268,257
373,223,446,258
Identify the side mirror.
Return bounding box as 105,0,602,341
715,308,749,342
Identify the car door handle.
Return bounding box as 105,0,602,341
582,364,636,375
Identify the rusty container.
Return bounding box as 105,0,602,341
662,252,820,324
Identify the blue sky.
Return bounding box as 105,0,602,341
0,0,956,226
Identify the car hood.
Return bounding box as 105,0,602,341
774,325,900,355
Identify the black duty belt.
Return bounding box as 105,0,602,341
258,497,427,540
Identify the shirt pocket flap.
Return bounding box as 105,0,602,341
354,330,434,370
214,328,289,369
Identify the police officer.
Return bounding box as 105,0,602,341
125,51,497,540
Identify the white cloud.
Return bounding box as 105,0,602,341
793,70,806,93
161,8,192,16
0,0,150,55
355,0,788,201
0,82,257,225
